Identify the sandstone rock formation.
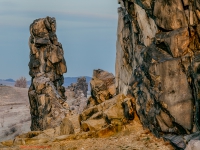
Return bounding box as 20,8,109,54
28,16,68,131
116,0,200,149
79,69,136,136
80,94,136,134
87,69,116,107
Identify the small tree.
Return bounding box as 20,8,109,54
15,77,27,88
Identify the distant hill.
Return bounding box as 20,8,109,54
0,79,16,86
4,79,15,82
0,76,92,90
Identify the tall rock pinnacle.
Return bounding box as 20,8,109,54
28,16,68,131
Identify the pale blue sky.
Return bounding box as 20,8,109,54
0,0,119,80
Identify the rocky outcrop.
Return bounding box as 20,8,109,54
28,16,68,131
87,69,116,107
68,91,88,115
65,77,88,114
66,77,88,98
79,69,135,135
116,0,200,149
80,94,136,135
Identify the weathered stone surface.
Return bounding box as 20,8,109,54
28,16,68,131
65,77,88,115
153,0,188,30
155,27,189,57
134,3,157,47
185,140,200,150
116,0,200,147
79,94,135,133
89,69,116,105
60,118,74,135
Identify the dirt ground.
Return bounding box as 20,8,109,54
0,119,174,150
55,120,174,150
0,86,31,142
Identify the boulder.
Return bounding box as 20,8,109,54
89,69,116,105
60,118,74,135
79,94,136,134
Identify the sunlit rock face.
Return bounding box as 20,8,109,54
116,0,200,140
28,16,68,131
87,69,116,107
79,69,136,136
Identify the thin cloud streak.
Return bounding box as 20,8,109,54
0,10,117,28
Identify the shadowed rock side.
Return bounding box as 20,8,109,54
116,0,200,149
66,77,88,98
28,16,68,131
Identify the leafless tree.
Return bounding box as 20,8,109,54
15,77,27,88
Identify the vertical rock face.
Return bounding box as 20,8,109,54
116,0,200,139
28,16,68,131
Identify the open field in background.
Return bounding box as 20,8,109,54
0,76,92,90
0,86,31,142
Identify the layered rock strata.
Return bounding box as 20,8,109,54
28,16,68,131
116,0,200,148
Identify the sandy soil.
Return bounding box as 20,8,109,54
0,86,31,142
54,120,174,150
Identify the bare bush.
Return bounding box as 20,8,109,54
10,127,17,133
15,77,27,88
